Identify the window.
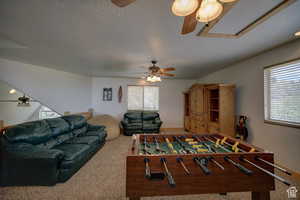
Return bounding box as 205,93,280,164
264,60,300,127
128,86,159,111
39,106,61,120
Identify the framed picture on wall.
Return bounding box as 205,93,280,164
103,88,112,101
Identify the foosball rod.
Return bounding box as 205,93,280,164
173,136,187,154
153,136,166,154
179,136,198,154
143,136,152,155
193,136,225,170
160,158,176,187
195,136,217,153
224,156,253,175
212,136,292,176
240,157,291,186
164,136,177,154
176,157,191,175
208,156,225,170
203,136,232,153
256,157,292,176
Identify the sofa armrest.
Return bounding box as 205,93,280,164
1,143,64,186
154,118,162,125
87,124,105,131
121,118,130,127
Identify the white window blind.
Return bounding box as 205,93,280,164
128,86,159,111
264,60,300,126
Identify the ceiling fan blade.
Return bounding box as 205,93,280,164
111,0,136,7
160,67,176,72
161,73,175,77
181,0,202,35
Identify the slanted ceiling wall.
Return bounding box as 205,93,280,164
0,58,195,128
0,58,92,114
198,39,300,172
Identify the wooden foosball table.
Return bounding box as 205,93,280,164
126,133,292,200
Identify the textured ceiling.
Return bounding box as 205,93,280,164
0,0,300,79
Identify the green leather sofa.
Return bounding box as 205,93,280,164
121,111,162,136
0,115,107,186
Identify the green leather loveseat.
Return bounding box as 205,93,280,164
0,115,107,186
121,111,162,136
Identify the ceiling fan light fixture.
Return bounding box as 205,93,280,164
146,75,161,83
17,102,30,107
196,0,223,23
172,0,199,17
9,89,16,94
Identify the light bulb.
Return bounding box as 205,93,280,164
9,89,16,94
196,0,223,23
172,0,199,17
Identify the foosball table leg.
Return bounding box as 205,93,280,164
252,191,270,200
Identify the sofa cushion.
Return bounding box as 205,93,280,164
73,125,88,137
45,118,70,137
36,138,59,149
4,120,52,145
67,136,100,146
143,123,160,129
124,123,142,130
53,143,90,162
56,132,73,145
125,112,142,121
61,115,86,130
143,112,159,121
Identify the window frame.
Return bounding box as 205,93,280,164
263,58,300,129
127,85,159,112
39,106,61,120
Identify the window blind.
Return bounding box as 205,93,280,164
128,86,144,110
264,61,300,125
127,86,159,111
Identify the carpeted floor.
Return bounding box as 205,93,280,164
1,134,299,200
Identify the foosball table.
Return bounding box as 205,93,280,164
126,133,292,200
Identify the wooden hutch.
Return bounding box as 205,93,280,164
184,84,235,137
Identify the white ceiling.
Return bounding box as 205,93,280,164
0,0,300,79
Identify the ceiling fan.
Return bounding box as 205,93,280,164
142,61,176,82
0,94,38,107
111,0,237,35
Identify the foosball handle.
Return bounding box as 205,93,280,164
144,158,151,179
236,162,253,176
225,156,252,175
166,171,176,187
194,157,211,175
160,158,176,187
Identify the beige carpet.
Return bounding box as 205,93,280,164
1,135,299,200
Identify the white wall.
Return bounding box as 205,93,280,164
0,58,92,114
92,78,194,128
198,40,300,172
